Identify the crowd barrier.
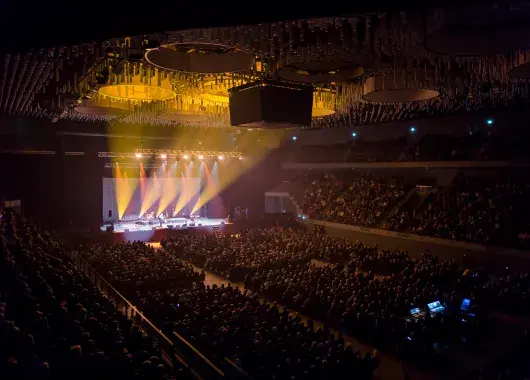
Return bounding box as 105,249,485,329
65,250,250,380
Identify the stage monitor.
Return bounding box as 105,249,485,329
460,298,471,312
228,80,313,129
427,301,445,315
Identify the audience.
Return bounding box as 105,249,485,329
3,202,530,380
298,172,530,248
301,174,408,227
411,180,530,246
0,211,170,380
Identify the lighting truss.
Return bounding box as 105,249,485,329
104,162,162,169
135,148,242,158
98,149,242,158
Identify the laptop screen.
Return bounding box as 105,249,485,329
427,301,445,314
410,307,420,315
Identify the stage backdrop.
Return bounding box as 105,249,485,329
102,177,201,222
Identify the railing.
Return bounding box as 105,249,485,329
65,250,247,380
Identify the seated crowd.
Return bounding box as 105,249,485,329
3,206,530,379
158,228,530,370
0,211,170,380
81,228,379,379
162,230,482,356
301,174,408,227
408,180,530,247
299,172,530,248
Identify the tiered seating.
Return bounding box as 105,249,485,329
410,178,530,247
300,174,410,227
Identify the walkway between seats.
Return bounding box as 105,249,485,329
183,257,411,380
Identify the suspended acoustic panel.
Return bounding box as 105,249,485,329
312,107,335,118
145,43,255,73
362,71,439,103
312,88,336,118
276,60,364,83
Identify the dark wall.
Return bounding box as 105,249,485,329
219,148,293,219
0,154,103,228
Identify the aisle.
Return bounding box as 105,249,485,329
150,241,426,380
182,258,407,380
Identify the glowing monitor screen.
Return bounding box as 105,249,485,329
461,298,471,311
427,301,445,314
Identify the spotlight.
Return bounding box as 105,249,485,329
183,154,189,160
486,118,494,126
352,132,357,137
218,155,224,160
409,126,416,133
292,136,297,141
198,155,204,160
135,153,142,159
160,153,167,160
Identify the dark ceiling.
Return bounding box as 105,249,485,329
1,0,479,52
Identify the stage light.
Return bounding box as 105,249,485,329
486,118,494,126
198,154,204,160
218,155,224,160
292,136,297,141
160,153,167,160
352,132,357,137
409,126,416,133
183,154,189,160
135,153,142,159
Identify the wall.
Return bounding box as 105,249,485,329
0,153,103,228
290,108,530,146
308,221,530,274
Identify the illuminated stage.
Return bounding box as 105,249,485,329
100,217,226,233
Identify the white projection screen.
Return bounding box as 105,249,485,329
102,177,201,222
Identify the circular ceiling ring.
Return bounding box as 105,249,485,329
73,105,131,116
73,99,130,116
145,42,255,74
98,84,176,102
362,73,440,103
276,60,364,83
157,112,209,123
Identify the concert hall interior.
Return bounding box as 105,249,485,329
5,2,530,380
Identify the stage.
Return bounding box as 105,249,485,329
100,217,227,233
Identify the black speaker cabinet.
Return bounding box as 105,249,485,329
229,80,313,128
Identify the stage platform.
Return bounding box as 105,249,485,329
100,217,226,233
